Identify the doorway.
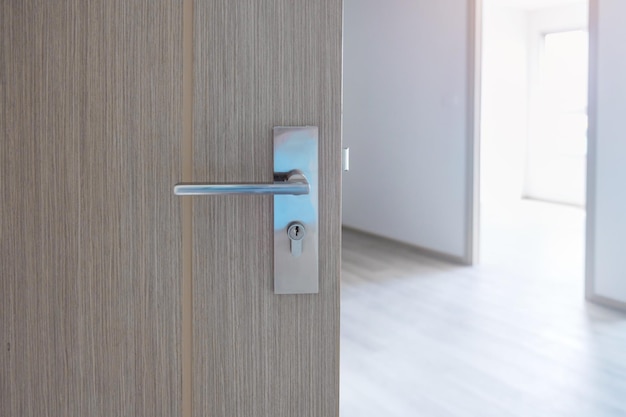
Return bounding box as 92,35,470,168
339,1,626,416
479,0,589,273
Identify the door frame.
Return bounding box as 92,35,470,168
466,0,481,265
584,0,626,310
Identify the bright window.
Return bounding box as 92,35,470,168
536,30,589,156
524,29,589,206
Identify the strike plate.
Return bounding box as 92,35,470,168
274,126,319,294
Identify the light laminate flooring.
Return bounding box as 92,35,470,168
340,200,626,417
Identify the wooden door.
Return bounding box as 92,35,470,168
1,1,182,416
1,1,341,417
191,1,341,416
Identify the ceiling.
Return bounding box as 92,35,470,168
485,0,587,10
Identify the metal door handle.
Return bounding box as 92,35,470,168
173,171,309,196
174,126,319,295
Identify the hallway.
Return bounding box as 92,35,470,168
340,201,626,417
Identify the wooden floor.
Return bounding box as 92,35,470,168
340,200,626,417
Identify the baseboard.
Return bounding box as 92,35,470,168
586,293,626,312
520,196,586,210
342,226,468,265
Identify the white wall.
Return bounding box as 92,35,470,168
587,0,626,305
480,5,529,203
342,0,471,259
527,2,588,32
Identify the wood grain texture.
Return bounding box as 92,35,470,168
0,2,182,416
192,1,342,417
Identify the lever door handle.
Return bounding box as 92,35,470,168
175,126,319,295
173,171,309,196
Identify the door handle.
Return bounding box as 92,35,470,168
174,126,319,295
173,171,309,196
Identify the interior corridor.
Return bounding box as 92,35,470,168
340,201,626,417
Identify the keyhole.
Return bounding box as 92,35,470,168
288,222,306,243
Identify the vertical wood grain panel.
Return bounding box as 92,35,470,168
182,1,195,417
192,1,342,417
0,2,182,416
